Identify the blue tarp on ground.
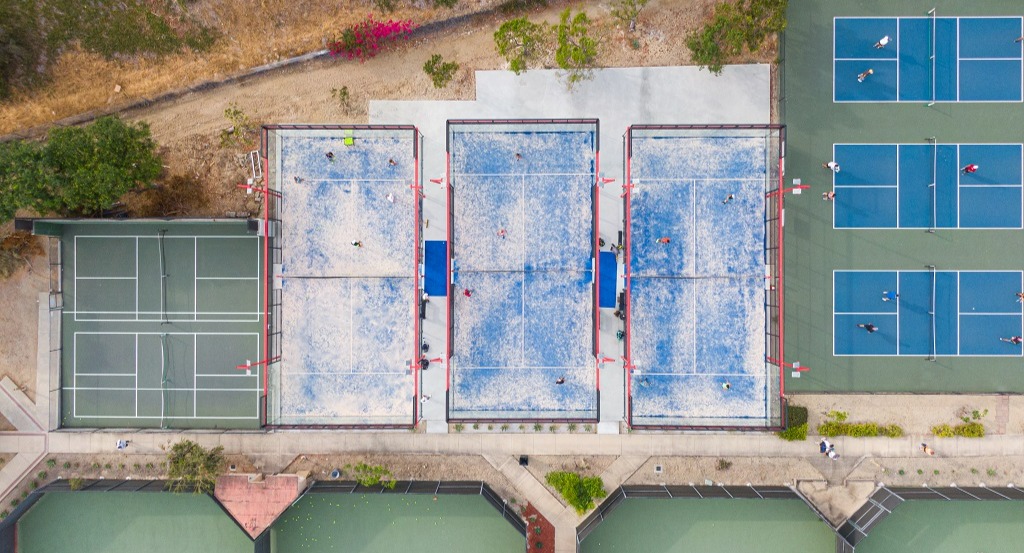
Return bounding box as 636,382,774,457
599,251,616,308
424,240,448,296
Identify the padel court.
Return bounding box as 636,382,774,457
264,125,421,426
624,126,782,428
833,143,1024,228
50,221,264,429
446,120,598,420
834,16,1024,102
834,270,1024,356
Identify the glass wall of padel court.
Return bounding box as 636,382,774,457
575,484,1024,553
622,124,788,430
1,480,525,553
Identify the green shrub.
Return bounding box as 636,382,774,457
68,477,84,491
0,510,8,518
933,421,985,438
454,423,464,432
533,423,543,432
347,462,397,489
46,459,56,468
880,424,904,438
932,424,954,437
610,0,648,33
546,471,606,514
777,422,807,441
166,439,225,494
423,54,459,88
219,104,260,149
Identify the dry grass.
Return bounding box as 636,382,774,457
0,0,506,135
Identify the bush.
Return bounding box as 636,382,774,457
347,462,397,489
715,459,732,471
494,18,547,75
777,422,807,441
555,9,597,87
328,16,415,62
166,439,225,494
423,54,459,88
37,471,47,480
932,422,985,438
610,0,648,33
46,459,56,468
68,477,84,491
545,471,606,514
218,104,259,149
880,424,904,438
818,411,902,438
686,0,787,74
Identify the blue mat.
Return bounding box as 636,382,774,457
424,241,448,296
599,252,617,307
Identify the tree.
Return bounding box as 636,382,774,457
0,140,49,222
423,54,459,88
347,462,397,489
166,440,225,495
41,116,162,216
0,1,47,99
686,0,787,75
610,0,649,33
555,9,597,87
494,17,546,75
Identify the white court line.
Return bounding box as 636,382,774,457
75,276,136,280
956,17,961,102
521,173,526,369
453,171,597,178
195,277,260,280
193,334,197,418
135,334,139,417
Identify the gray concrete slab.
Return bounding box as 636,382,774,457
371,66,771,428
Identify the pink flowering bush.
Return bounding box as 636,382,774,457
328,15,416,61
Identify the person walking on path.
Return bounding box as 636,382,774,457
819,439,831,454
116,440,129,451
823,161,841,173
921,443,935,456
656,237,671,244
351,240,362,247
822,191,836,201
962,163,979,174
874,35,891,49
857,69,874,82
463,288,473,298
1000,336,1023,345
882,290,898,302
722,194,735,204
857,323,878,333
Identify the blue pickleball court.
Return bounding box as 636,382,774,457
834,270,1024,357
832,143,1023,229
834,16,1023,102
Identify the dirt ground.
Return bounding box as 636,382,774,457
793,394,1014,435
280,453,521,503
0,227,49,401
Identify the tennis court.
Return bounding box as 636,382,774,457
833,143,1024,229
446,120,598,420
624,126,782,428
834,16,1024,102
53,221,264,429
834,270,1023,356
264,125,421,426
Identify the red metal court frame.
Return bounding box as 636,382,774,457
444,119,602,424
622,124,788,431
259,124,423,429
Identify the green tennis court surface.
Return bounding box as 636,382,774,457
16,492,253,553
855,500,1024,553
44,221,264,429
782,0,1024,393
579,498,834,552
270,493,524,553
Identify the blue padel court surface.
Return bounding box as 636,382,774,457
447,121,598,420
626,131,772,426
269,127,419,425
834,16,1024,102
834,270,1024,357
832,143,1023,229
